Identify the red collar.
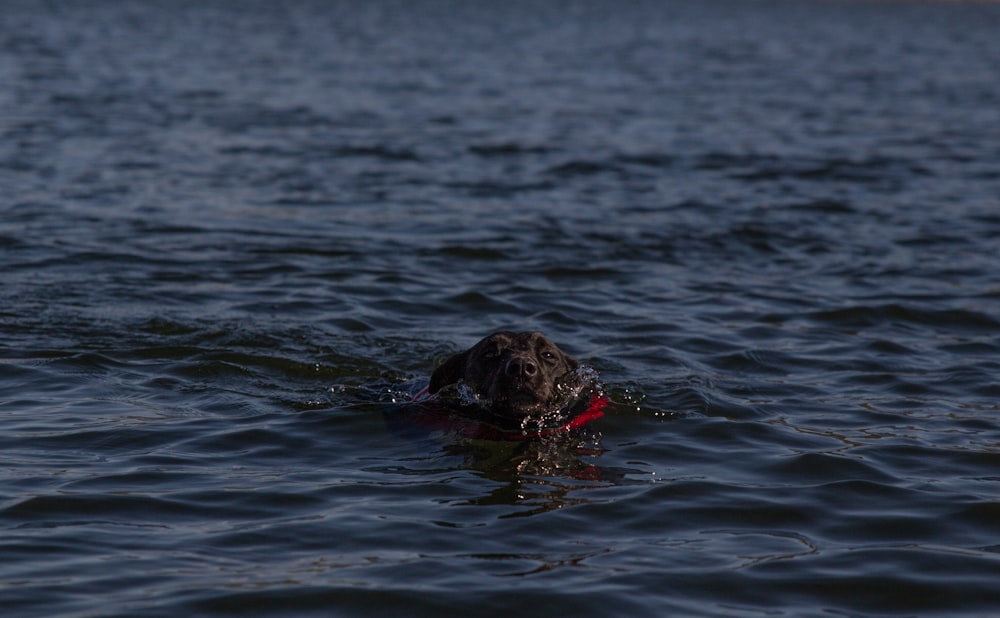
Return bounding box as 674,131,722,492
405,388,607,441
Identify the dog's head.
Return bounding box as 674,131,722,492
428,331,579,416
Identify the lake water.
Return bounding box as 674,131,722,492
3,1,1000,616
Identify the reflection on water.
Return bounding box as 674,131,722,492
383,392,610,518
379,373,673,519
447,434,607,518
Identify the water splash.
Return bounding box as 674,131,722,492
521,364,606,434
455,381,484,407
561,365,604,399
441,364,605,434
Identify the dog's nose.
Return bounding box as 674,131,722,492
505,357,538,379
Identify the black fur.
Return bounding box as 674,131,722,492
429,331,578,415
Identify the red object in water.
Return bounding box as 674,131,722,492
404,387,607,441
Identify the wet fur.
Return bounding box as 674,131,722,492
429,331,578,415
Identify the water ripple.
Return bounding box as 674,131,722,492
4,1,1000,616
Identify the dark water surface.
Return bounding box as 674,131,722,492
3,1,1000,616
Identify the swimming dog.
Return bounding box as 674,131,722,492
428,331,579,416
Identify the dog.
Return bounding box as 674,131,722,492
428,331,580,416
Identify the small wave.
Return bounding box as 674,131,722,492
544,159,622,178
785,199,857,215
809,304,1000,331
468,142,553,157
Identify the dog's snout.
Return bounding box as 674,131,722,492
505,357,538,379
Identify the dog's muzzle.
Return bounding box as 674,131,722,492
504,356,538,380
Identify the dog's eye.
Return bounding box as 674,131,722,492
482,348,500,360
541,350,557,361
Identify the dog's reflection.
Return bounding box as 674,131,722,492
451,437,606,517
384,395,608,515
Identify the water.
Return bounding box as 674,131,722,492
3,0,1000,615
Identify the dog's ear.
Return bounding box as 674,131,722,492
428,350,468,394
